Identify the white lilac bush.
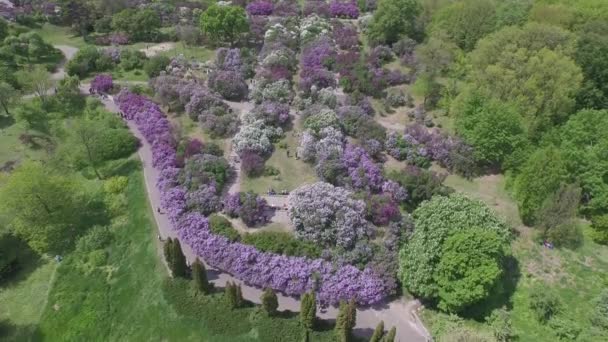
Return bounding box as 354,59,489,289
115,90,394,305
288,182,374,249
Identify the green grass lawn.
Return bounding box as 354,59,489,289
35,169,217,341
0,242,57,342
0,118,47,167
241,132,317,194
31,24,87,48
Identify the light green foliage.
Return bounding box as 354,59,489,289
367,0,421,45
13,100,49,132
103,176,129,195
261,288,279,316
514,146,567,225
558,109,608,215
192,258,210,294
431,0,498,51
591,215,608,245
535,183,582,248
592,290,608,331
0,18,7,41
399,193,510,303
334,299,356,342
144,55,170,78
208,214,240,242
60,117,137,179
435,228,507,312
303,108,339,134
415,36,459,76
55,75,86,116
548,316,581,340
66,46,113,78
199,5,248,46
0,81,20,116
0,162,86,254
112,8,161,42
529,286,561,323
384,327,396,342
495,0,532,27
370,320,384,342
454,89,528,169
300,292,316,330
119,49,147,71
470,23,581,136
16,64,52,103
75,225,112,253
486,307,514,342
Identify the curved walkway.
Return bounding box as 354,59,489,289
55,43,430,342
106,95,430,341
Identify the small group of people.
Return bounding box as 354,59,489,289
267,188,288,196
285,149,299,160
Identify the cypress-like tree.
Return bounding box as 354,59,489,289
261,288,278,316
171,239,187,278
225,281,238,309
300,292,316,329
163,238,174,273
335,299,357,342
191,258,209,294
236,283,244,308
370,320,384,342
384,327,396,342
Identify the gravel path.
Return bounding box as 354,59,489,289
54,44,431,341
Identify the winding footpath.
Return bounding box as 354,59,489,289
52,45,430,342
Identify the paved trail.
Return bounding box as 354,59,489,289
53,44,431,341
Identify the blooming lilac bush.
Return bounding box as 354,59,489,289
246,101,291,127
232,120,281,156
239,192,272,227
330,1,360,19
288,182,374,249
186,184,222,216
251,79,293,104
208,70,249,101
342,144,383,192
246,1,274,16
91,74,113,94
333,22,359,50
304,1,331,18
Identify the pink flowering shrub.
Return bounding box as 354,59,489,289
208,70,249,101
91,74,113,94
246,1,274,16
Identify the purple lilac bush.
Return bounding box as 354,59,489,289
115,90,393,305
330,1,359,19
246,1,274,16
91,74,113,94
342,144,384,192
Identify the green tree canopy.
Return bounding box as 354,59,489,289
0,81,20,117
367,0,421,45
514,146,568,225
435,228,508,312
112,8,161,42
453,89,529,169
431,0,498,51
199,5,248,46
0,162,87,254
558,109,608,215
399,193,510,302
574,20,608,109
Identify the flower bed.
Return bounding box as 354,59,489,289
115,90,393,306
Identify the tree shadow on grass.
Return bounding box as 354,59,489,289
462,255,521,320
100,158,142,179
0,320,43,342
0,115,15,129
0,234,45,289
